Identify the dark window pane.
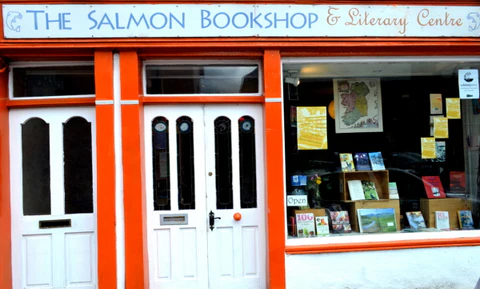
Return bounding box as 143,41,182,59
145,65,259,94
13,66,95,97
64,117,93,214
177,117,195,210
22,118,51,215
239,116,257,209
215,117,233,209
152,117,171,211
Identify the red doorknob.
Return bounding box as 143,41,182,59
233,212,242,221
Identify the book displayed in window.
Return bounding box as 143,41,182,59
361,180,379,200
458,210,474,229
329,210,352,233
449,171,467,198
315,216,330,236
296,213,316,237
422,176,446,198
354,152,371,171
388,182,400,199
435,211,450,231
406,211,427,230
368,151,386,170
347,180,366,201
339,153,355,172
357,208,397,233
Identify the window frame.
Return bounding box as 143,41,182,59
281,56,480,247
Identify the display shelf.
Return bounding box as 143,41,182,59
420,198,472,229
343,199,401,232
338,170,389,201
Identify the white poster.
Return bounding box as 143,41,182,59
458,69,479,99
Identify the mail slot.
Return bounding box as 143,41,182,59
39,219,72,229
160,214,188,225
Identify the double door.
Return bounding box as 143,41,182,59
144,104,266,289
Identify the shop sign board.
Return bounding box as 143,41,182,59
3,4,480,39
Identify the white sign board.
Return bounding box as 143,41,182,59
3,4,480,39
287,195,308,207
458,69,479,99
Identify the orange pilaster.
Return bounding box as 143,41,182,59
263,50,286,289
120,51,148,289
95,51,117,289
0,59,12,289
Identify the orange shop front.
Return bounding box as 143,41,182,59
1,2,480,289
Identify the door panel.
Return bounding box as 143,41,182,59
10,107,97,289
145,104,265,289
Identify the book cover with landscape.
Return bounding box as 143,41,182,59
362,180,379,200
339,153,355,172
354,152,371,171
368,152,386,170
406,211,427,230
422,176,446,198
388,182,400,199
357,208,397,233
329,210,352,233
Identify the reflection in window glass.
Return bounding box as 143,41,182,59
13,66,95,97
239,116,257,209
22,118,51,215
177,117,195,210
152,117,171,211
145,64,259,94
215,117,233,210
283,60,480,238
64,117,93,214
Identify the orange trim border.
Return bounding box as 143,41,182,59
286,237,480,255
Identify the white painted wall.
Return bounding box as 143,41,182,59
286,247,480,289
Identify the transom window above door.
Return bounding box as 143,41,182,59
10,62,95,98
143,60,261,95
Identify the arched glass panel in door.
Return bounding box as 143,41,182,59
177,116,195,210
22,117,51,215
64,117,93,214
214,116,233,210
238,116,257,209
152,117,171,210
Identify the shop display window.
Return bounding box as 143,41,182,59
283,57,480,240
11,63,95,98
144,61,260,95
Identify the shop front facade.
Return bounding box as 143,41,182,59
1,2,480,289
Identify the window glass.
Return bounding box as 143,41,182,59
215,116,233,209
152,117,171,210
145,64,259,94
177,116,195,210
64,117,93,214
283,60,480,238
239,116,257,209
22,117,51,215
13,65,95,97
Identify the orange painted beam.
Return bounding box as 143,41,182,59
263,50,286,289
141,96,264,104
6,97,95,108
94,51,117,289
120,51,148,289
0,57,12,289
286,237,480,254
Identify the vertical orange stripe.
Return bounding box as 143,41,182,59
120,51,147,289
263,50,286,289
95,51,117,289
0,63,12,289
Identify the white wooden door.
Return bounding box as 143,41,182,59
10,107,97,289
145,104,266,289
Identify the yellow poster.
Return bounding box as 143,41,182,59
297,106,327,150
421,137,436,159
446,98,461,119
433,117,449,139
430,93,443,114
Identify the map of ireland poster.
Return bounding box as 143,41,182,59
333,78,383,133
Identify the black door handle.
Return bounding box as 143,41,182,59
209,210,221,231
